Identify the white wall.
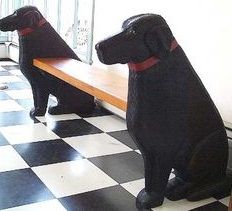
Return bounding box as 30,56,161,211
93,0,232,124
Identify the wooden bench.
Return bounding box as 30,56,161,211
33,58,128,111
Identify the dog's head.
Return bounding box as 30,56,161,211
0,6,44,32
96,14,175,65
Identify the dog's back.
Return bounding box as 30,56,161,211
19,22,79,67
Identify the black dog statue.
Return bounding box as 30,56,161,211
96,14,231,209
0,6,95,116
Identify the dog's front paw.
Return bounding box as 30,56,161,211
136,188,164,209
30,107,46,117
48,105,68,115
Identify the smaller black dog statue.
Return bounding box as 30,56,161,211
0,6,95,116
96,14,232,209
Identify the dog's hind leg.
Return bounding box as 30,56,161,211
186,129,232,201
48,82,95,115
166,129,232,201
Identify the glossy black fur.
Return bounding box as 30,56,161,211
96,14,231,209
0,6,95,116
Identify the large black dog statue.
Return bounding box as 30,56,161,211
0,6,95,116
96,14,231,209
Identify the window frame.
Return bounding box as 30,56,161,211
0,0,94,64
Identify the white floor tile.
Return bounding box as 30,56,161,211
2,199,66,211
220,196,230,206
121,173,177,198
0,123,59,144
36,113,81,123
0,66,6,71
135,149,141,154
169,173,175,180
32,159,118,198
226,129,232,138
0,100,24,112
151,198,191,211
0,145,29,172
49,95,58,102
9,69,23,76
64,133,132,158
0,61,17,66
5,89,33,99
121,171,175,198
121,178,145,197
84,115,127,132
0,76,23,83
160,198,216,211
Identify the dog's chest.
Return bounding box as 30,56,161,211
127,67,166,101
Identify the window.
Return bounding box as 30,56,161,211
0,0,95,63
0,0,9,42
46,0,59,30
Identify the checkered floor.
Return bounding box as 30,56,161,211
0,59,230,211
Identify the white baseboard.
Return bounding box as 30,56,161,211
8,44,19,62
225,121,232,130
0,43,7,58
96,99,126,119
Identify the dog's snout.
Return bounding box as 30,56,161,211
0,14,18,32
95,43,106,63
95,42,104,52
0,19,8,31
0,18,5,30
95,43,100,51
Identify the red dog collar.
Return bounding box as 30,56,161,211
128,39,178,72
18,19,47,36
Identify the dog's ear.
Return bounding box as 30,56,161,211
24,11,41,29
145,26,173,58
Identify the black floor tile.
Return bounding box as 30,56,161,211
59,185,142,211
89,151,144,183
0,111,39,127
78,105,112,118
0,168,54,210
189,201,228,211
0,132,9,146
14,139,83,167
108,130,138,150
1,65,20,70
0,58,12,61
45,119,103,138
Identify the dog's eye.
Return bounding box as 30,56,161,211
125,28,136,40
129,28,136,35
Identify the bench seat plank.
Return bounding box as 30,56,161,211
33,58,128,111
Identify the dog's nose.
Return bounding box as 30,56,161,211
95,43,102,51
0,19,3,29
0,18,10,31
95,43,106,63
